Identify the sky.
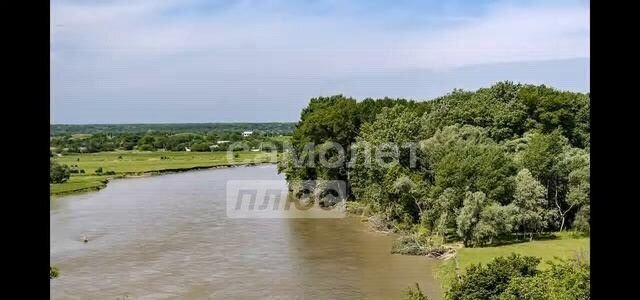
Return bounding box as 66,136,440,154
51,0,590,124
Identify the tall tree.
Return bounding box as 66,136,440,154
512,169,547,240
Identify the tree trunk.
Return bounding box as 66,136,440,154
529,232,533,242
559,216,566,232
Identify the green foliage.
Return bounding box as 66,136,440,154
50,265,59,279
401,283,429,300
190,142,212,152
499,259,590,300
445,254,540,300
280,82,589,247
456,192,513,247
49,125,292,153
512,169,548,239
50,160,71,183
137,144,154,151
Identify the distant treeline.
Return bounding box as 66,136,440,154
50,122,295,135
50,131,291,153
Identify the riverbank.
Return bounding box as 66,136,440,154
51,150,279,196
347,205,590,294
434,231,589,291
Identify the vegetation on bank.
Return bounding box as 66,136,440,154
50,266,59,279
404,252,589,300
50,151,279,196
437,232,589,284
281,82,589,246
279,82,590,297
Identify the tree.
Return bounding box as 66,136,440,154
573,204,590,235
512,169,547,241
50,160,70,183
445,254,540,300
555,148,590,231
456,191,513,247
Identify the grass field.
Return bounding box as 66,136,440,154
437,232,590,287
51,150,279,196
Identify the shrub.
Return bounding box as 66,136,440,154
137,144,154,151
445,254,540,300
104,170,117,175
50,160,71,183
402,283,429,300
50,266,59,279
95,167,103,174
499,259,590,300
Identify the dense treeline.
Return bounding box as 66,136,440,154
279,82,590,248
50,122,295,135
50,131,290,154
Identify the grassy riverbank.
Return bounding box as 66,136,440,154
51,151,279,196
437,232,590,288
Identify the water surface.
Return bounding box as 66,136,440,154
51,165,441,299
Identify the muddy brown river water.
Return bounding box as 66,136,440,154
50,165,441,299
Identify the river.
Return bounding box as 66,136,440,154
50,165,441,299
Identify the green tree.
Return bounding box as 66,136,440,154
555,148,590,231
50,160,71,183
512,169,547,241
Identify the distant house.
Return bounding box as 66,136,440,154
242,131,253,137
251,148,260,152
209,145,219,150
216,140,230,144
78,146,87,153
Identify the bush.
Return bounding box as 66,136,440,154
69,169,79,174
80,169,85,174
191,142,211,152
499,259,590,300
402,283,429,300
137,144,154,151
445,254,540,300
50,266,59,279
95,167,103,174
50,160,71,183
104,170,116,175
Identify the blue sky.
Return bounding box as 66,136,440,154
51,0,590,124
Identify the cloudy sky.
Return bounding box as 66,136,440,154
51,0,590,124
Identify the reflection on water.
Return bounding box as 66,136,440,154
50,165,441,299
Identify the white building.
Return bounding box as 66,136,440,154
242,131,253,137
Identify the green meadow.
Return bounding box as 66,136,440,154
437,232,590,287
51,150,278,196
